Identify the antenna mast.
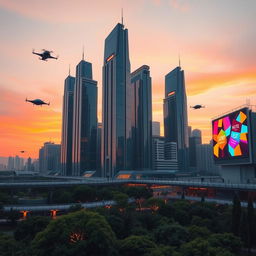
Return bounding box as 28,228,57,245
121,8,124,25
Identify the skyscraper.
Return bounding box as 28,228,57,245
39,142,61,174
61,73,75,176
164,66,188,171
101,23,131,177
130,65,152,170
152,121,161,137
189,129,202,170
72,57,98,176
152,136,178,170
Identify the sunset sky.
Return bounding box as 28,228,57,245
0,0,256,159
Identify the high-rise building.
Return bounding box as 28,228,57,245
26,157,32,171
196,143,220,174
130,65,152,170
189,129,202,170
101,23,131,177
164,66,188,171
7,156,14,170
152,121,161,137
39,142,60,174
14,156,24,170
152,136,178,170
96,123,102,174
61,73,75,176
72,58,98,176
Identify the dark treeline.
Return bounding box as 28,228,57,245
0,185,256,256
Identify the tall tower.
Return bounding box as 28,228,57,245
72,58,98,176
164,66,188,171
101,23,131,178
61,73,75,176
130,65,152,170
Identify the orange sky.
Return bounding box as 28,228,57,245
0,0,256,159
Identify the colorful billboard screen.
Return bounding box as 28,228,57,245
212,108,249,161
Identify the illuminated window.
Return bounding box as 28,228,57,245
168,91,175,97
106,54,115,62
117,174,131,179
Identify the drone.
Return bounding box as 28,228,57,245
32,49,58,61
190,104,205,110
20,151,26,153
26,98,50,106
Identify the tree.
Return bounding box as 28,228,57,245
31,210,117,256
146,198,165,212
113,192,129,210
119,235,157,256
14,216,50,243
126,186,153,210
0,233,18,256
180,238,212,256
51,190,72,204
154,223,188,247
208,233,242,254
231,194,241,236
145,245,181,256
107,214,125,239
188,225,211,240
72,185,97,202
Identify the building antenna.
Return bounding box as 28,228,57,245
82,45,84,60
179,53,181,68
68,64,70,76
121,8,124,25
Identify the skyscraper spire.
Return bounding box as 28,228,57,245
82,45,84,60
68,64,70,76
121,8,124,25
179,54,181,67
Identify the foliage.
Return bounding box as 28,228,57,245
14,216,50,243
118,235,157,256
113,192,129,210
72,185,96,202
0,233,19,256
146,197,165,212
31,210,117,256
188,225,211,240
154,223,188,247
208,233,242,254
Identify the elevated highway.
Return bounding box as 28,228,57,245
0,178,256,191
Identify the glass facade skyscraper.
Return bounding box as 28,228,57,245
72,59,98,176
101,23,131,178
61,75,75,176
164,66,188,171
130,65,152,170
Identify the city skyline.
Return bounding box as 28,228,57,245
1,0,256,158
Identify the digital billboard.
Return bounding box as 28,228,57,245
212,108,250,163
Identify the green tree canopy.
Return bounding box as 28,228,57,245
119,235,157,256
31,210,117,256
154,223,188,247
14,216,50,243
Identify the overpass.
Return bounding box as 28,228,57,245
0,178,256,191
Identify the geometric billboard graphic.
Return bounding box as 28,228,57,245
212,108,249,161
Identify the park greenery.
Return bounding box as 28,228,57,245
0,185,255,255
